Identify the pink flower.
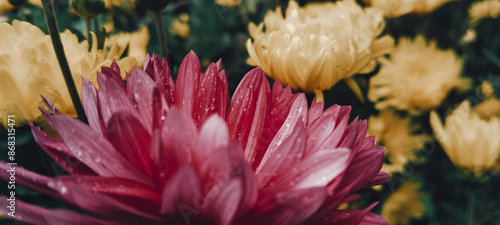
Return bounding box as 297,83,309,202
0,51,389,225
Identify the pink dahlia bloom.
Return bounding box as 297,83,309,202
0,51,389,225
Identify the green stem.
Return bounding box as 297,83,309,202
466,189,474,225
92,17,104,50
153,10,169,59
85,17,92,51
41,0,88,124
92,17,99,34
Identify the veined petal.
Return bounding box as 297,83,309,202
362,171,391,189
318,202,382,225
127,67,156,132
252,79,298,167
0,197,124,225
331,146,385,196
51,114,151,185
160,165,201,215
319,106,352,150
257,94,308,171
204,179,244,225
266,148,351,193
226,67,271,164
305,105,341,156
144,54,175,106
150,108,198,189
196,115,230,162
256,119,306,188
29,123,97,176
100,60,125,90
238,187,327,225
81,77,105,134
308,100,325,124
195,62,223,125
106,111,152,176
97,72,143,128
60,176,161,204
174,51,201,116
217,70,230,117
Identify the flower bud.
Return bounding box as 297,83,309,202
71,0,105,19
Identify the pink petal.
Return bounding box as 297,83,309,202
29,123,97,176
0,162,160,222
81,77,105,134
359,212,390,225
197,142,257,219
305,105,341,157
160,165,201,215
257,94,308,171
100,61,124,90
256,119,306,188
344,120,370,152
318,202,381,225
67,185,164,223
51,114,152,185
105,111,152,176
195,115,230,162
226,67,271,164
144,54,175,106
150,108,198,189
0,197,124,225
330,146,385,196
204,179,243,225
217,70,229,117
127,67,156,132
238,187,327,225
0,162,57,197
61,176,161,204
174,51,201,117
307,100,325,124
362,171,391,189
195,62,223,125
318,106,352,151
251,79,298,168
97,72,143,128
151,87,170,131
266,148,351,193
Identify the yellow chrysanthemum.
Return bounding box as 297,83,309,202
473,80,500,119
368,110,431,174
366,0,417,17
365,0,453,17
170,13,189,39
216,0,240,7
0,20,136,128
474,98,500,119
369,35,469,115
430,100,500,172
469,0,500,26
382,178,426,225
106,26,149,68
411,0,453,13
0,0,14,14
246,0,394,102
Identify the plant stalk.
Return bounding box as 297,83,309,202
41,0,88,124
153,10,169,59
85,17,92,50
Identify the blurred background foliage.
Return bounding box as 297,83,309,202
1,0,500,224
